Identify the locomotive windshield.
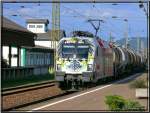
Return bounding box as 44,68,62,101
62,43,89,59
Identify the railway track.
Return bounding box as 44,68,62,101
2,80,63,111
2,79,98,111
2,79,91,111
2,80,56,96
1,76,118,111
2,72,142,111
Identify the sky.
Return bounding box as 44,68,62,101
2,2,148,41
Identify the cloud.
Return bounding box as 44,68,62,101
60,7,133,20
18,6,53,21
3,8,17,16
4,4,134,21
83,7,143,20
84,9,107,19
3,4,52,20
85,8,131,18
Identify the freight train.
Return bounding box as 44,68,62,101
55,31,146,90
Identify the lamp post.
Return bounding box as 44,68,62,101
124,19,128,49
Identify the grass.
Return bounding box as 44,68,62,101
129,78,148,89
1,74,55,89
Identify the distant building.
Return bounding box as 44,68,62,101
26,19,66,49
26,19,49,33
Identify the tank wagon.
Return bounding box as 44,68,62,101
55,31,145,90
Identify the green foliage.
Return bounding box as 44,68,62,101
105,95,126,111
105,95,145,111
129,78,147,89
48,67,55,74
124,100,145,111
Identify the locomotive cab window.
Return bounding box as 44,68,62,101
77,45,89,59
62,43,90,59
62,44,76,58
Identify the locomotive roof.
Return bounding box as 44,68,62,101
71,31,94,38
59,36,111,49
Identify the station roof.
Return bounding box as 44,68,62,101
2,17,35,33
35,30,66,41
1,16,36,47
24,45,54,52
26,19,49,24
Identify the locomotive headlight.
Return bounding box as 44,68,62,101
87,64,93,71
57,64,61,71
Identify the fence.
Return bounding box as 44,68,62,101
1,65,54,81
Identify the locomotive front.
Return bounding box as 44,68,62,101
55,37,96,86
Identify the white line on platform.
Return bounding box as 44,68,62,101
27,73,140,112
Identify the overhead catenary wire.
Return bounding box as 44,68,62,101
61,5,122,38
92,4,126,40
92,3,147,39
92,4,128,34
91,5,127,38
5,3,129,38
4,3,146,40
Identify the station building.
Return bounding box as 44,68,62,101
2,16,36,67
1,17,55,81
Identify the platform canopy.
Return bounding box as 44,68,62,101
1,16,36,47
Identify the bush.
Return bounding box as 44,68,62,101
124,100,145,111
105,95,145,111
129,79,147,89
105,95,126,111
